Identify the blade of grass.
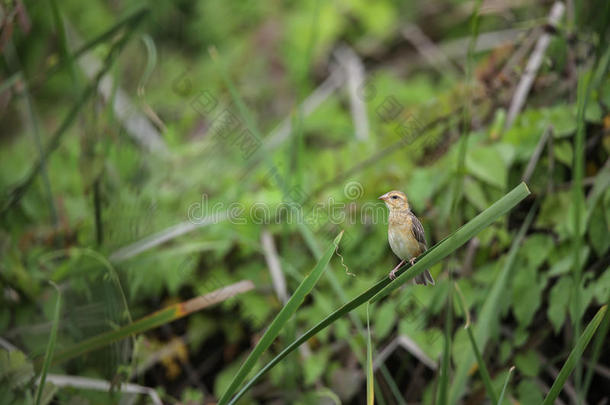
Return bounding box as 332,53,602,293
449,200,537,404
497,366,515,404
297,223,394,405
35,281,62,405
372,182,530,302
570,68,591,392
454,282,498,404
437,281,453,405
542,305,607,405
366,303,374,405
581,296,610,400
228,183,530,405
218,231,344,405
42,280,254,368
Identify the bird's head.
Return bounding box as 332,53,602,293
378,190,410,211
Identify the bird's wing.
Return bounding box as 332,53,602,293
410,213,427,250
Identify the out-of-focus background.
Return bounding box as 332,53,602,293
1,0,609,404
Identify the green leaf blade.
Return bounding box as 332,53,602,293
220,231,343,404
542,305,607,405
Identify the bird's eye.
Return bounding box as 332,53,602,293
391,195,398,200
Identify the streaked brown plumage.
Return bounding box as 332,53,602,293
379,190,435,285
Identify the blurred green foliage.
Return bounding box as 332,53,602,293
1,0,609,404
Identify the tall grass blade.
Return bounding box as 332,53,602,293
449,201,537,404
228,183,530,404
582,298,610,400
372,182,530,302
298,224,397,404
542,305,607,405
497,366,514,405
218,231,344,405
570,69,591,392
454,282,498,404
366,304,374,405
35,282,62,405
44,280,254,367
437,282,453,405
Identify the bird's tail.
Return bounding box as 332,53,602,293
413,269,435,285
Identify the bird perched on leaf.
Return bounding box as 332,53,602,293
379,190,435,285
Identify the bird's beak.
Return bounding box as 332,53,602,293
378,193,389,201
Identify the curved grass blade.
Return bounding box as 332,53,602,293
228,183,530,405
454,283,497,404
542,305,607,405
497,366,514,404
35,282,62,405
218,231,344,405
449,200,537,404
372,182,530,302
366,304,374,405
42,280,254,368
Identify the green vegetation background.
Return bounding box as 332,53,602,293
0,0,609,404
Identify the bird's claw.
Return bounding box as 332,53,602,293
409,257,417,266
389,269,397,280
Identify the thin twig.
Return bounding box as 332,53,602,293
505,2,565,128
261,230,289,304
263,66,345,151
334,45,370,141
109,211,228,262
402,24,461,77
373,335,437,371
41,374,162,405
522,125,553,183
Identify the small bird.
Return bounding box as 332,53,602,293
379,190,435,285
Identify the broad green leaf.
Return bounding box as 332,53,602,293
0,349,34,388
554,140,573,166
466,146,507,188
514,350,540,377
304,350,328,386
517,380,543,404
548,277,571,333
593,269,610,304
464,177,489,211
511,261,545,327
588,202,610,256
548,246,589,276
374,301,396,340
520,234,554,270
